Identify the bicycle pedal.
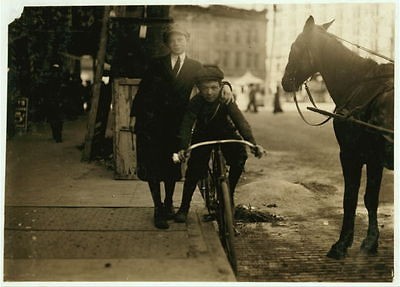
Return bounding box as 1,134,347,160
202,214,216,222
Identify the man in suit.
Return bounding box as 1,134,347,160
131,24,233,229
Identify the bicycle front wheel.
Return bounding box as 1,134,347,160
218,180,237,274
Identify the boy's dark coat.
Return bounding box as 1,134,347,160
131,54,202,181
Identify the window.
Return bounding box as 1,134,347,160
254,53,259,68
247,29,252,43
223,51,229,68
236,30,241,44
253,28,258,43
223,24,229,42
235,51,241,68
215,30,220,42
247,52,252,67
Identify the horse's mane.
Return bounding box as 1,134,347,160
317,27,378,81
311,26,394,110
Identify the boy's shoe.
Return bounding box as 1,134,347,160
164,204,175,220
154,206,169,229
174,209,188,223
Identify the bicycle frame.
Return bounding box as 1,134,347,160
200,144,229,216
184,139,256,274
195,139,256,218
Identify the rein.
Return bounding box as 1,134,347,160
327,33,394,63
292,81,333,126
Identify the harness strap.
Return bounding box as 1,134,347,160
304,82,318,108
336,73,394,117
292,83,332,126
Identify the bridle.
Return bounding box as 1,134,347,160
291,80,333,126
289,40,334,126
290,30,394,127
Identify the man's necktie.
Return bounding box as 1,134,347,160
172,56,181,77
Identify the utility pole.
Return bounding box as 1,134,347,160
82,6,111,161
266,4,277,96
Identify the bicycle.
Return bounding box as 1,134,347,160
173,139,263,274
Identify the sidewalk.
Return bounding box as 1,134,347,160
4,118,236,282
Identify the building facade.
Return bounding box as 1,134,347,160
171,5,267,79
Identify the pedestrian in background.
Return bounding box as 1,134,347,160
245,83,258,113
273,85,283,114
42,63,65,143
69,73,85,118
130,24,233,229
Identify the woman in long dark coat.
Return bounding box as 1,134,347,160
131,25,232,229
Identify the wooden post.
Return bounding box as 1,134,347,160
82,6,111,161
112,78,141,179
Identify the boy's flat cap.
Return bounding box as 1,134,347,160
195,65,224,83
163,24,190,43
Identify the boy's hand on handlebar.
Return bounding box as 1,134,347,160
178,150,186,162
172,150,187,163
252,144,265,158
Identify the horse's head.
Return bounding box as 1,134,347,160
281,16,334,92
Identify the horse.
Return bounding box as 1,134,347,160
281,16,394,260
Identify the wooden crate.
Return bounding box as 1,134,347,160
112,78,141,179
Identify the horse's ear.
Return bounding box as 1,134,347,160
322,19,335,30
303,16,315,32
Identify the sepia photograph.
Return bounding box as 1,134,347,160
2,0,397,285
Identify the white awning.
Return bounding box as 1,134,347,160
232,71,264,86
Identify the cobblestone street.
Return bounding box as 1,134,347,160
235,206,394,282
231,108,395,282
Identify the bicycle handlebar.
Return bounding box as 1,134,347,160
187,139,256,152
172,139,263,164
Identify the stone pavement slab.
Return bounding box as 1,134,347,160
4,210,235,281
4,119,236,282
5,207,187,231
5,257,232,281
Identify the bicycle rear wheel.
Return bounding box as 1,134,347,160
217,180,237,274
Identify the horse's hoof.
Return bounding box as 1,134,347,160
327,244,347,260
360,239,378,255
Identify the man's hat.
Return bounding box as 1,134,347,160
195,65,224,83
163,23,190,43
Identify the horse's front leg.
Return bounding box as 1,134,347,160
361,156,383,254
327,152,363,259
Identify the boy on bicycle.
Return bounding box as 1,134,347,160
174,65,264,223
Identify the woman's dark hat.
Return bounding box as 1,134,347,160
163,24,190,43
195,65,224,83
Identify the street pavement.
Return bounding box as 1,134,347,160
4,118,236,282
3,105,397,284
